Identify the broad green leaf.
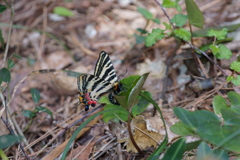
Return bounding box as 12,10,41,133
213,149,229,160
126,73,149,108
13,54,22,59
170,121,195,136
0,76,2,85
228,91,240,109
145,28,164,47
53,6,74,17
131,91,151,117
0,5,7,13
162,0,177,8
134,33,146,44
209,45,220,55
221,108,240,126
120,75,140,90
212,95,228,116
185,0,204,28
103,103,128,123
231,75,240,86
7,59,15,69
30,88,40,104
196,142,216,160
174,28,191,41
0,29,4,49
0,135,21,149
152,18,160,24
207,28,228,40
36,106,53,118
22,110,36,118
185,140,202,151
162,138,186,160
226,76,234,82
215,44,232,60
0,68,11,82
136,28,148,34
176,3,182,12
230,61,240,72
137,7,153,20
170,14,188,27
192,23,240,37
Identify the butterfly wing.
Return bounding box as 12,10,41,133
94,51,118,83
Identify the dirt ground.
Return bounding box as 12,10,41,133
0,0,240,159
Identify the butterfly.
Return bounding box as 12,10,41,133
77,51,122,111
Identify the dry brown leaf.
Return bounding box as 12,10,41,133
126,115,163,153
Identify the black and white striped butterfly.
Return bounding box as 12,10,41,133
77,51,122,111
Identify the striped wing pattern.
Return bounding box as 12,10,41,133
77,51,122,111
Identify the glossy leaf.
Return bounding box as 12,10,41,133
0,135,21,149
131,91,151,117
162,138,186,160
0,68,11,82
30,88,40,104
185,0,204,28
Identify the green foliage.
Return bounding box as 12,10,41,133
162,0,178,9
134,33,146,44
22,110,37,118
36,106,53,118
173,28,191,41
0,135,22,149
145,29,164,47
30,88,40,104
0,68,11,83
0,5,7,13
7,59,15,69
170,14,188,27
230,75,240,86
170,121,194,136
137,7,153,20
13,54,22,59
209,44,232,60
172,91,240,154
0,29,4,49
185,0,204,28
162,138,186,160
53,6,74,17
207,28,228,40
230,61,240,72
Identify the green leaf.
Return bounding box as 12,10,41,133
228,91,240,109
174,28,191,41
207,28,228,40
237,55,240,62
22,110,36,118
27,57,36,66
7,59,15,69
162,138,186,160
53,6,74,17
209,45,220,55
136,28,148,34
126,73,149,108
217,44,232,60
231,75,240,86
0,76,2,85
212,95,228,116
162,0,177,8
13,54,22,59
35,106,53,118
152,18,160,24
185,0,204,28
0,5,7,13
103,102,128,123
134,33,146,44
30,88,40,104
226,76,234,82
176,3,182,12
185,140,202,151
170,121,195,136
163,22,173,30
137,7,153,20
221,108,240,126
0,135,22,149
0,29,4,49
196,142,216,160
230,61,240,72
145,28,164,47
170,14,188,27
0,68,11,82
131,91,151,117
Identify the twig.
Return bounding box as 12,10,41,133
2,0,14,68
154,0,228,77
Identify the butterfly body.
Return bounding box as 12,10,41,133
77,51,122,111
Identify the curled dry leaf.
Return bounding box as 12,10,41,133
125,115,163,153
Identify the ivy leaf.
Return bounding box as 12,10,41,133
170,14,188,27
174,28,191,41
137,7,153,20
230,61,240,72
209,45,220,54
7,59,15,69
53,6,74,17
145,28,164,47
231,75,240,86
162,0,177,8
207,28,228,40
